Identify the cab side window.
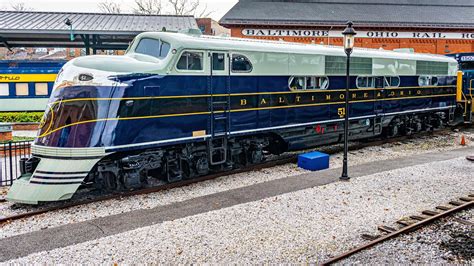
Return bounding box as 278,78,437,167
231,54,252,72
177,51,203,71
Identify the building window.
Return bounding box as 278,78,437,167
177,51,204,71
418,76,439,86
212,53,225,71
326,56,372,75
231,54,252,73
135,38,170,59
35,83,49,95
416,61,448,75
289,76,329,90
0,84,9,96
15,83,29,96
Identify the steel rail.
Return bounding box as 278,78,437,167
322,196,474,265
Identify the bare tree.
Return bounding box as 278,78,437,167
167,0,212,17
98,1,122,14
10,2,33,11
133,0,163,15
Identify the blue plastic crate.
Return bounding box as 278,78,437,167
298,151,330,171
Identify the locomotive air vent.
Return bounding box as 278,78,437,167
78,73,94,81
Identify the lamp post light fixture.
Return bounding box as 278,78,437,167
340,21,357,181
64,18,75,41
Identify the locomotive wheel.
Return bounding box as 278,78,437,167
388,124,399,138
102,172,118,191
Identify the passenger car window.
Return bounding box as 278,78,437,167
0,84,9,96
135,38,170,59
15,83,29,96
212,53,225,71
35,83,49,95
177,51,204,71
231,54,252,72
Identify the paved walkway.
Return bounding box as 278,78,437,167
0,147,473,262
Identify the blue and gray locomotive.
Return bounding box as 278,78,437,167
7,31,465,204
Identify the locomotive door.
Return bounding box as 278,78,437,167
374,76,385,115
208,51,231,165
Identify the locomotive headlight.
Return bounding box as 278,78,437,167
78,73,94,81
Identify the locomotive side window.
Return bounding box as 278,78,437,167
231,54,252,72
35,83,49,95
289,76,329,90
0,84,9,96
385,76,400,87
418,76,438,86
289,77,306,90
357,76,400,88
15,83,29,96
356,76,372,88
135,38,170,59
307,77,329,90
177,51,204,71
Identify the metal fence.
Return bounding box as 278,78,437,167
1,141,32,186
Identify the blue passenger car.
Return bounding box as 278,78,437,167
0,60,65,112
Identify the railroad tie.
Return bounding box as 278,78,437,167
453,218,474,226
360,234,380,241
435,206,452,211
396,220,413,227
421,210,440,216
459,197,473,202
377,225,397,233
449,201,464,206
409,215,426,221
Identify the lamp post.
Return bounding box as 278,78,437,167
340,21,356,181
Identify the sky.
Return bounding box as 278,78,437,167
0,0,239,20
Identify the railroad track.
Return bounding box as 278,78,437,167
322,194,474,265
0,128,468,225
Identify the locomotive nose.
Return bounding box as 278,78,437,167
6,145,105,204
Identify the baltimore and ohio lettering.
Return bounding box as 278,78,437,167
242,29,474,40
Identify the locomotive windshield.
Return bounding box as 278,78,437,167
134,38,171,59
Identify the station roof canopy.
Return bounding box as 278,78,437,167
220,0,474,29
0,11,198,51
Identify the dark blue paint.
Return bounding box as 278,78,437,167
37,74,456,151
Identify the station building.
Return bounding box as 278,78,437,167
220,0,474,54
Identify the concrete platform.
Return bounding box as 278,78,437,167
0,146,473,262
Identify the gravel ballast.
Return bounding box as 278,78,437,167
0,129,472,240
5,156,473,264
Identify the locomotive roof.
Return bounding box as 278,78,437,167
137,31,456,63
